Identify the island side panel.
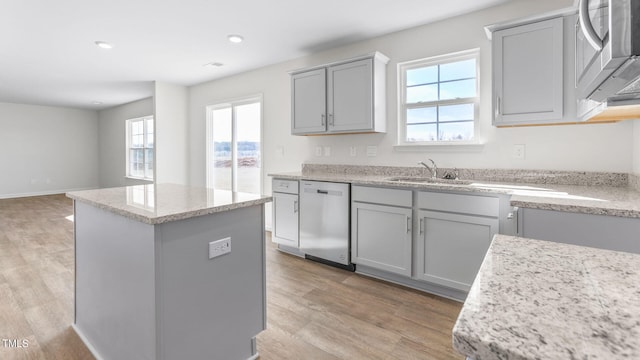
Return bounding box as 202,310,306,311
156,204,266,360
73,201,156,360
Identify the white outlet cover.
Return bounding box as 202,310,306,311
315,146,322,157
209,237,231,259
324,146,331,157
512,144,526,159
349,146,357,157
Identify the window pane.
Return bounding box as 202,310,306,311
212,107,232,191
440,79,476,100
144,149,154,179
406,123,437,142
132,134,143,148
407,106,437,124
406,84,438,103
132,121,143,136
440,58,476,82
438,121,474,141
145,118,154,148
406,66,438,86
129,149,144,177
439,103,474,122
235,102,261,194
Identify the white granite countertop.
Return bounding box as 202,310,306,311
269,171,640,218
452,235,640,359
67,183,272,225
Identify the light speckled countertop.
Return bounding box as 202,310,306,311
67,183,272,225
452,235,640,359
269,170,640,218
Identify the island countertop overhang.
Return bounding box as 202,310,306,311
67,183,272,225
453,234,640,359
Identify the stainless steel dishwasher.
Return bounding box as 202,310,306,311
299,180,354,271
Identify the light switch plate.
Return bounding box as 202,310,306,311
315,146,322,157
209,237,231,259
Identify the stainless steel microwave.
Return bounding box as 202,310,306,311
576,0,640,105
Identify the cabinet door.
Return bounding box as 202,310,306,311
493,17,563,125
272,192,299,247
291,68,327,134
327,58,373,133
417,210,497,291
352,202,412,276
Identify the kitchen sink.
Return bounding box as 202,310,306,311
385,176,473,185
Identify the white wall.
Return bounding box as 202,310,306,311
189,0,634,194
98,97,153,188
0,102,99,198
154,82,188,185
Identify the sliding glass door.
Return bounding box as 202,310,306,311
206,96,262,194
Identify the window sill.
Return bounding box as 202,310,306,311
393,142,485,153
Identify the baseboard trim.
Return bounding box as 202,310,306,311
71,324,103,360
0,187,97,200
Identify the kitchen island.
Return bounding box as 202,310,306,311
453,235,640,359
66,184,272,360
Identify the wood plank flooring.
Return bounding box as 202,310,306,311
0,194,463,359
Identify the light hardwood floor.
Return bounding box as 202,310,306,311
0,194,463,359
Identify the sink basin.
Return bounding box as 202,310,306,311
385,176,473,185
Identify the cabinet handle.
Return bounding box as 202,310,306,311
419,218,424,234
294,200,298,213
329,113,334,126
495,96,501,118
406,216,411,233
321,114,326,126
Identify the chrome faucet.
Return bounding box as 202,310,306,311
418,159,437,179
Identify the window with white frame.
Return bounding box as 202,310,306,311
126,116,154,180
206,96,262,194
398,49,479,145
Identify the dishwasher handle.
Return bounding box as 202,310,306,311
316,189,329,194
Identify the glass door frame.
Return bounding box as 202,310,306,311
205,94,263,194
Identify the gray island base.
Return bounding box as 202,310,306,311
67,184,272,360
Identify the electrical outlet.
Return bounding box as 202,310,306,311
209,237,231,259
512,144,526,159
349,146,357,157
315,146,322,157
324,146,331,157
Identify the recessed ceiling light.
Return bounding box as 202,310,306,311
94,41,113,49
91,101,103,105
227,35,244,44
203,62,224,68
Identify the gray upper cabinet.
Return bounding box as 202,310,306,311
492,16,570,126
291,69,327,134
290,52,388,135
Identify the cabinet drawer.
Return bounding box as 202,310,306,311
417,192,498,217
352,186,412,207
272,179,299,194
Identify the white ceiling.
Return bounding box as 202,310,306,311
0,0,510,110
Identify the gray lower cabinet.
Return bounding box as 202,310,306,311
520,208,640,254
272,179,299,248
416,210,497,292
416,191,500,293
352,202,412,276
351,186,413,276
